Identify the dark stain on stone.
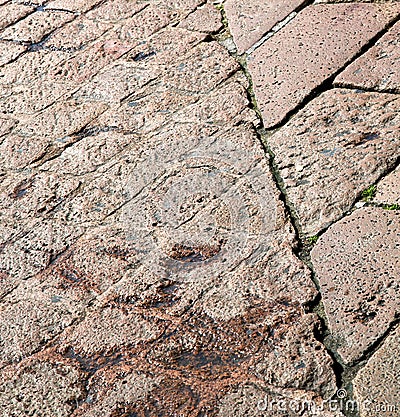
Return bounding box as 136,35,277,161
132,51,156,62
11,178,34,199
64,347,124,376
168,241,224,263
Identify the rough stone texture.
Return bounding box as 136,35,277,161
218,385,345,416
248,3,400,128
5,0,397,414
45,15,111,51
268,88,400,236
0,42,26,67
179,2,223,33
86,0,147,22
0,10,75,43
353,325,400,417
0,3,33,31
335,20,400,93
45,0,103,13
225,0,306,54
0,352,85,417
312,207,400,364
374,166,400,205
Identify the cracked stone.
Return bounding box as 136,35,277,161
224,0,306,54
374,166,400,205
248,3,400,128
45,15,111,51
45,0,103,13
268,88,400,236
0,270,91,367
335,20,400,93
85,0,147,22
0,3,34,31
0,81,76,115
311,207,400,364
0,49,71,85
73,370,158,417
353,325,400,417
0,10,75,43
178,2,223,34
0,353,85,417
0,42,26,67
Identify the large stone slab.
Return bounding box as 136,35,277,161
353,325,400,417
248,3,400,128
311,207,400,364
269,88,400,236
335,20,400,93
224,0,306,54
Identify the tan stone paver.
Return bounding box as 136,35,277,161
312,207,400,364
335,20,400,93
247,2,400,127
353,325,400,417
268,88,400,236
224,0,307,54
375,165,400,205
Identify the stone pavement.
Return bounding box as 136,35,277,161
0,0,399,416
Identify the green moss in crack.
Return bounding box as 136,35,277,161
306,235,319,245
361,184,376,202
383,203,400,210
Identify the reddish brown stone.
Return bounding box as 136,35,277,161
335,20,400,93
268,88,400,236
374,166,400,205
248,3,400,128
353,325,400,417
225,0,306,54
311,207,400,364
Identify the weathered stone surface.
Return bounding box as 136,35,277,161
0,49,71,85
0,3,33,31
178,2,222,33
311,207,400,364
45,0,102,12
225,0,306,54
218,385,345,416
335,20,400,93
0,273,89,366
0,353,84,416
0,41,26,67
353,325,400,417
0,10,75,43
248,3,400,127
45,15,111,51
0,4,344,414
0,81,75,114
269,88,400,236
73,369,159,417
374,166,400,205
86,0,147,22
